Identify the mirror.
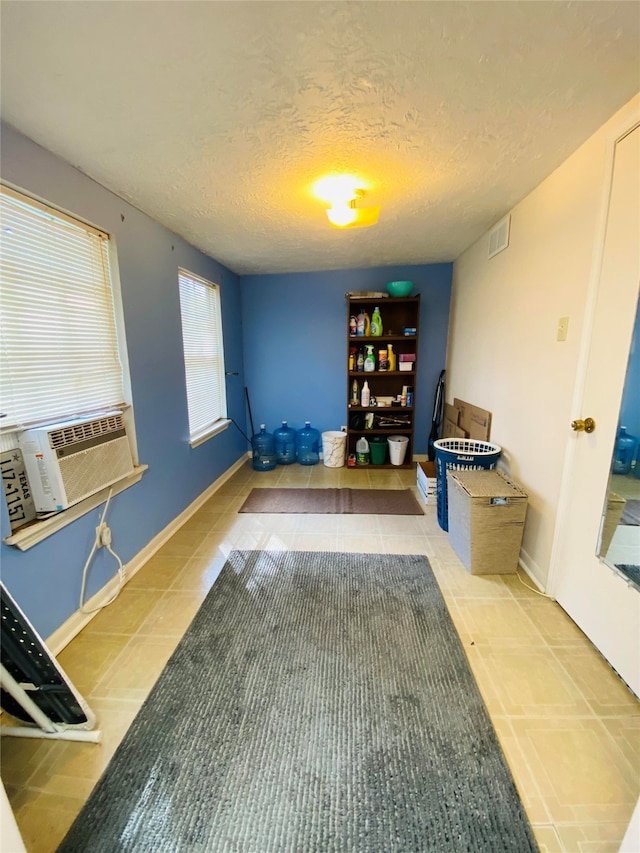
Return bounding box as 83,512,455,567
597,294,640,590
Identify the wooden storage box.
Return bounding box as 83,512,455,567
447,469,528,574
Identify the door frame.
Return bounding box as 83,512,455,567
547,109,640,599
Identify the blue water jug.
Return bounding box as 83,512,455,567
252,424,277,471
612,426,638,475
274,421,296,465
296,421,320,466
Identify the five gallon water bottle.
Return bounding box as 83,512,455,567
296,421,320,466
274,421,296,465
252,424,277,471
612,426,638,475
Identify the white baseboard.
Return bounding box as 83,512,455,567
518,548,549,594
45,453,249,655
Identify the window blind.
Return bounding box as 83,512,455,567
178,269,227,443
0,186,126,431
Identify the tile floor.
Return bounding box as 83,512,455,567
1,460,639,852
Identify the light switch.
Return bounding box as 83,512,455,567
557,316,569,342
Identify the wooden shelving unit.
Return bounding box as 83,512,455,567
346,295,420,469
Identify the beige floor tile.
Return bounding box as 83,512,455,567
516,597,595,647
450,597,545,647
0,736,55,793
56,631,134,695
530,824,564,853
335,532,385,553
137,589,207,636
381,534,430,555
171,554,227,591
125,554,189,590
509,716,638,824
295,514,340,534
477,647,593,716
152,526,208,557
91,635,180,702
489,716,552,825
552,645,640,717
292,532,338,551
600,715,640,769
555,819,637,853
430,560,514,599
15,792,85,853
80,587,166,636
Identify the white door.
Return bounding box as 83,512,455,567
550,122,640,697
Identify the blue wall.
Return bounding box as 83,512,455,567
0,125,248,638
241,267,452,450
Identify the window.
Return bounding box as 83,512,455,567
0,185,128,431
178,269,228,446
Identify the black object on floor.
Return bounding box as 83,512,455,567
57,551,538,853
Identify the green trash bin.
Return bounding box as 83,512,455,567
370,436,387,465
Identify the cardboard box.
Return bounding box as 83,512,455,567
416,460,437,504
447,469,527,574
453,398,492,441
442,418,466,439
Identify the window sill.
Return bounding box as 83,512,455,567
3,464,148,551
189,418,231,449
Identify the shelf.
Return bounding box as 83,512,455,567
348,371,415,377
348,335,417,343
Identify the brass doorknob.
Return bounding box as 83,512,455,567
571,417,596,433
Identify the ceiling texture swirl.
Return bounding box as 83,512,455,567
1,1,639,274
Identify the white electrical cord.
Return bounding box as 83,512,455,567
515,567,553,598
79,489,126,615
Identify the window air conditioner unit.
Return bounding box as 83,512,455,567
18,411,134,513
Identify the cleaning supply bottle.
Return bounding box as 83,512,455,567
356,436,370,466
296,421,320,466
371,306,383,336
357,348,364,372
274,421,296,465
361,380,370,407
349,315,357,337
351,378,359,405
252,424,277,471
364,345,376,372
387,343,396,372
356,311,365,336
363,311,371,337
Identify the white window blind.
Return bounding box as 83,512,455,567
0,185,126,431
178,269,227,444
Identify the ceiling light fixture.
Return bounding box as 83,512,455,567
326,191,380,229
312,176,380,229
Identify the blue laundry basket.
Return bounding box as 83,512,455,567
434,438,502,531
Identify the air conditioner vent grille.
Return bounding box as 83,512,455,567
48,414,125,450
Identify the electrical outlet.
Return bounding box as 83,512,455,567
557,316,569,342
96,523,111,547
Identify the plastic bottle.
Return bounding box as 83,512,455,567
351,379,359,405
348,347,357,371
274,421,296,465
634,442,640,479
371,306,383,336
356,348,364,372
356,312,365,336
406,386,413,407
361,380,370,407
252,424,277,471
378,348,388,371
296,421,320,466
364,345,376,372
349,316,357,337
363,312,371,337
387,343,396,372
356,436,370,466
612,426,638,475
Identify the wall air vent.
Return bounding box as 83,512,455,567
488,214,511,259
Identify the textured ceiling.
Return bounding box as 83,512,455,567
1,1,639,275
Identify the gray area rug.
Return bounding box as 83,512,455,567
239,487,424,515
57,551,538,853
620,498,640,526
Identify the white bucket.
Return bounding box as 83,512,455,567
321,431,347,467
387,435,409,466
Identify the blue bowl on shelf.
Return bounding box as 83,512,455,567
386,280,413,297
